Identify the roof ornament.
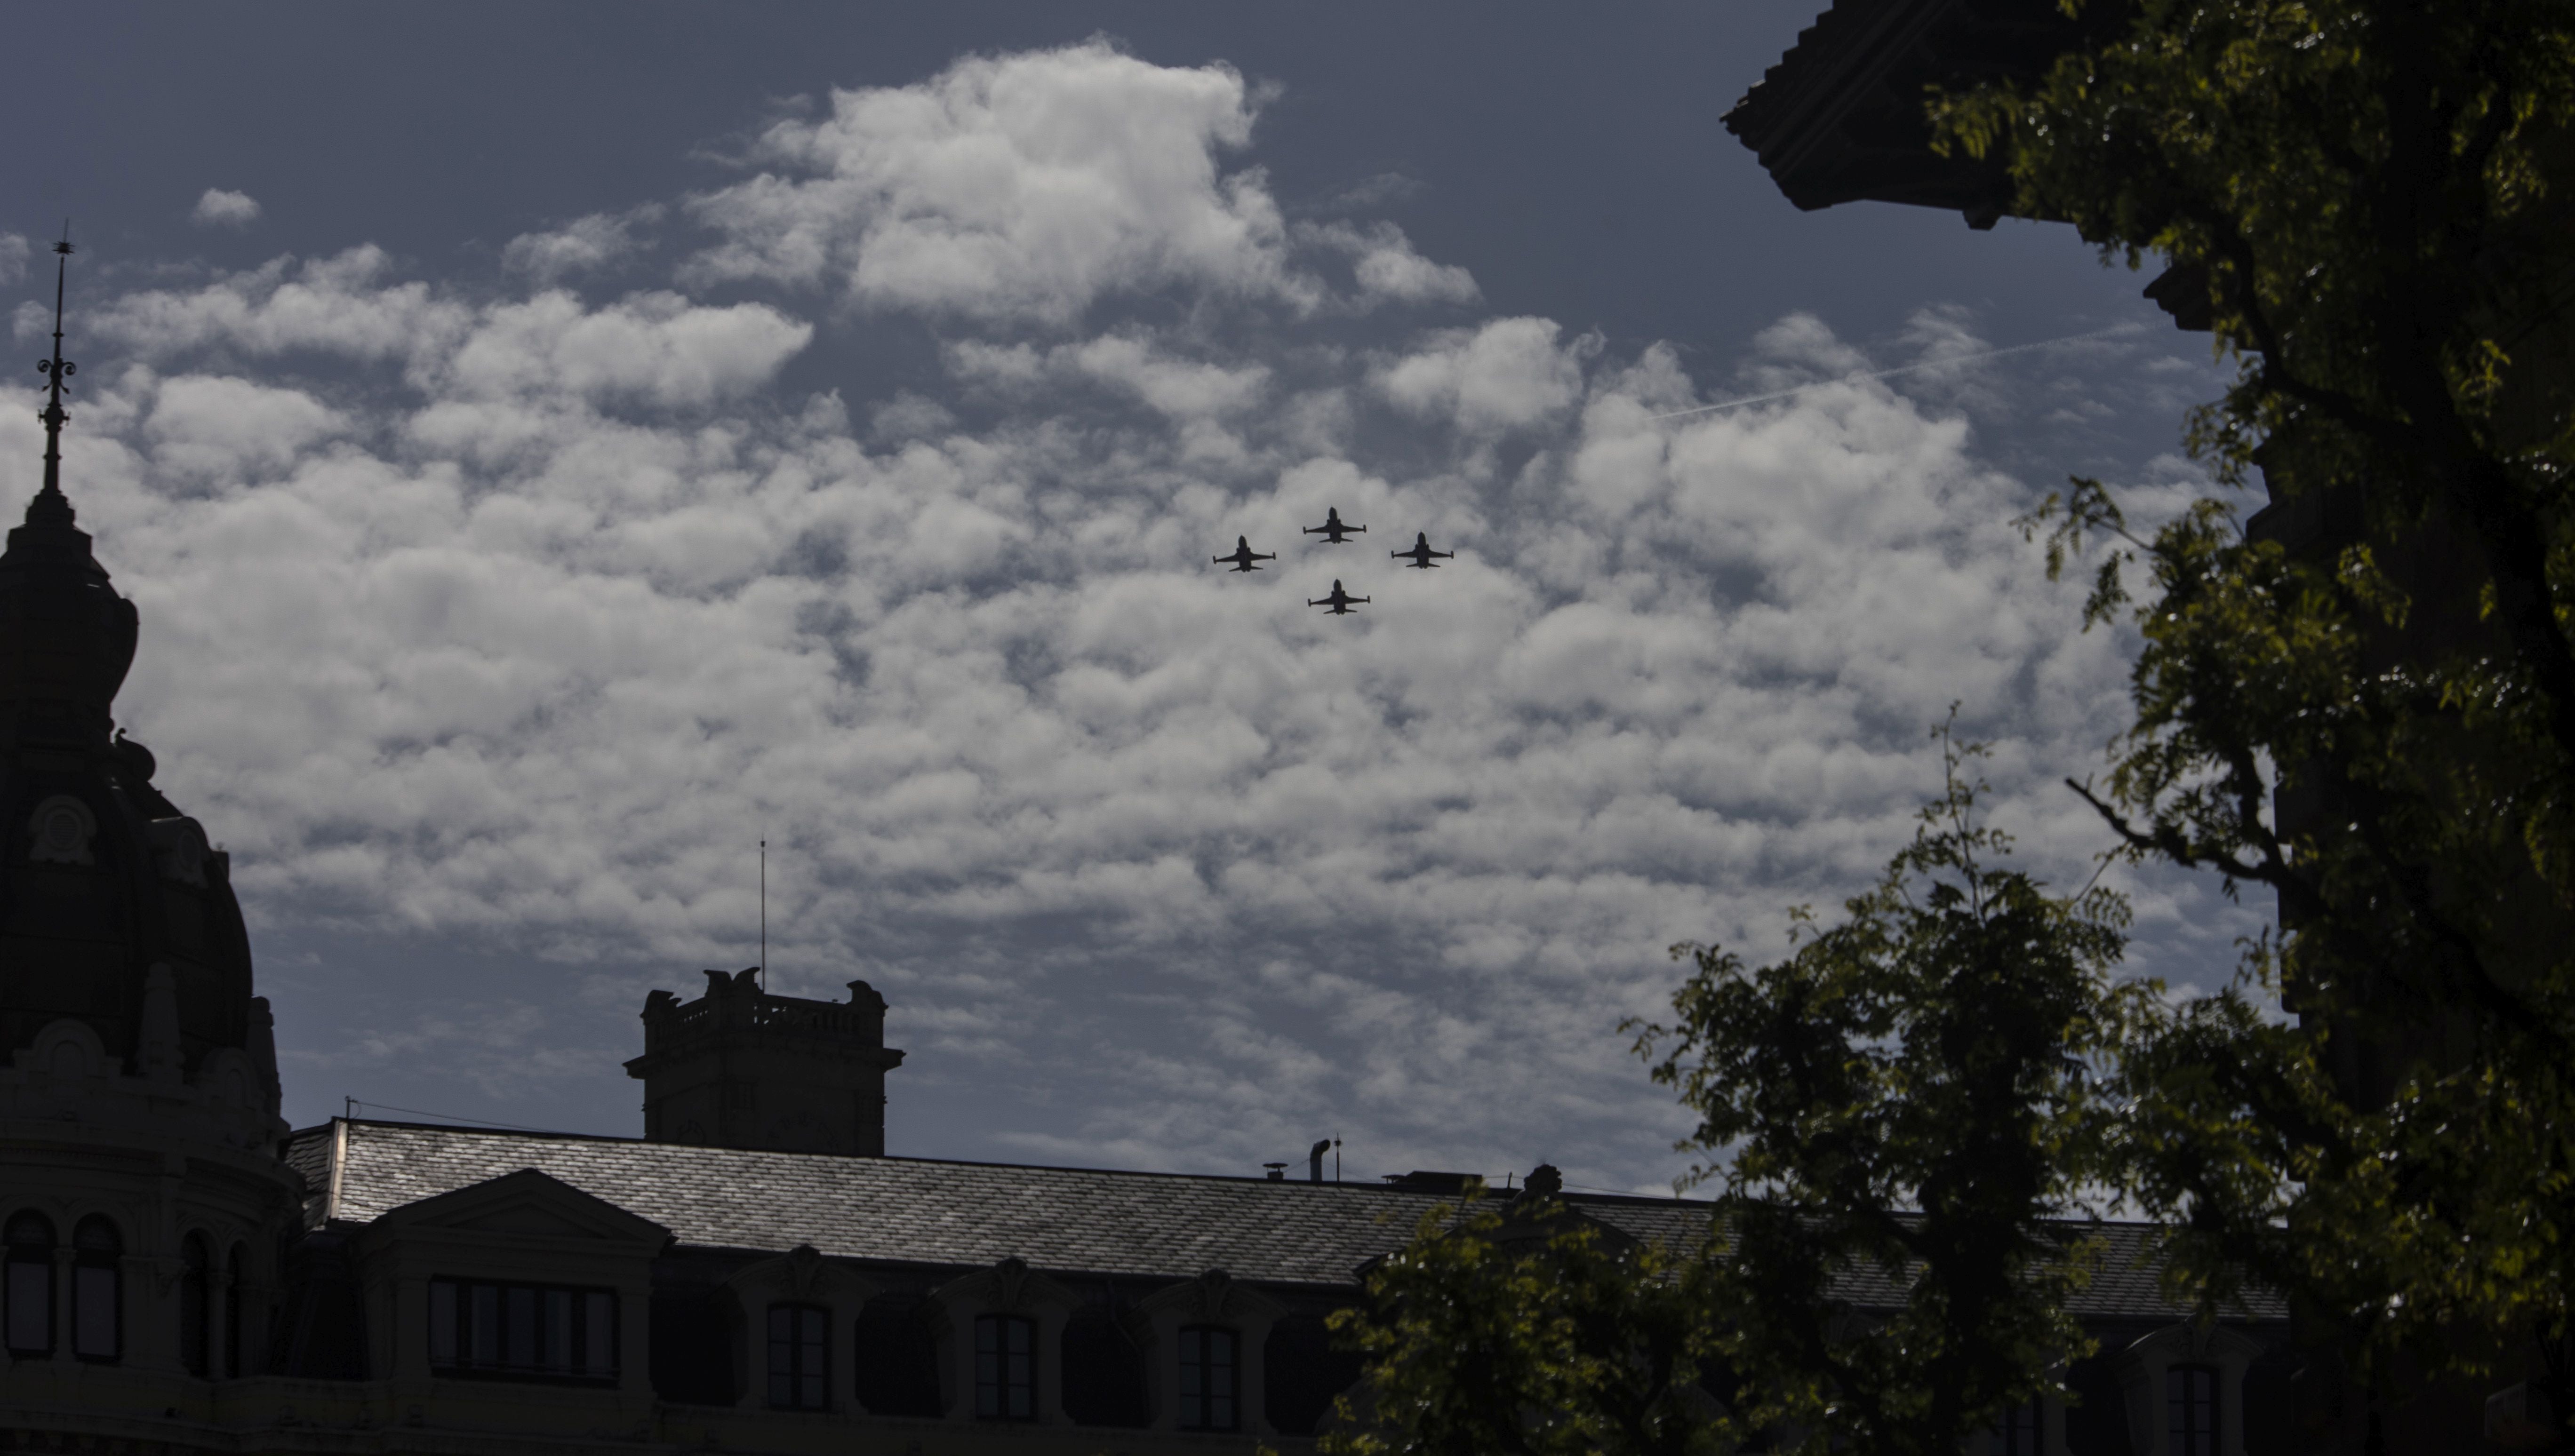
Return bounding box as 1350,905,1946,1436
31,224,77,525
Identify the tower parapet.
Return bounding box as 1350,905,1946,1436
624,970,905,1156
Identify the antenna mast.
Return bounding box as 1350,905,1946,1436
759,838,767,992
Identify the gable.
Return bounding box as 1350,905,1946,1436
366,1166,671,1249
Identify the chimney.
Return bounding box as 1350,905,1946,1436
1308,1139,1332,1183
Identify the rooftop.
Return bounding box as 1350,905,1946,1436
294,1119,2281,1319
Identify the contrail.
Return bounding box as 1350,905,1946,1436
1642,326,2135,422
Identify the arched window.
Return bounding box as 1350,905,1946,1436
3,1211,54,1357
2168,1364,2219,1456
974,1313,1036,1420
71,1215,121,1362
767,1304,828,1410
179,1233,212,1376
225,1244,248,1379
1177,1325,1239,1431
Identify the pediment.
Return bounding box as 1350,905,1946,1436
368,1167,671,1249
928,1256,1080,1316
1136,1268,1287,1326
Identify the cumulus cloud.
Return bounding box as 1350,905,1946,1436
0,233,27,286
502,206,663,283
682,42,1471,327
192,188,264,228
1379,316,1592,432
90,249,809,414
686,42,1302,324
1,45,2246,1189
1305,220,1479,308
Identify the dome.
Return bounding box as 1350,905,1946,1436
0,485,140,746
0,247,274,1115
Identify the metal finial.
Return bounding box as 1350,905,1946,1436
32,223,77,513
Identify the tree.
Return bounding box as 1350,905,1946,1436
1934,0,2575,1402
1327,727,2148,1456
1324,1190,1735,1456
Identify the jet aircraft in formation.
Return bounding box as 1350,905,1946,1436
1307,580,1370,615
1212,510,1452,618
1303,508,1366,544
1214,536,1276,572
1391,532,1453,569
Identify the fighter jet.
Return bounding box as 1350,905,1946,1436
1308,579,1370,615
1214,536,1276,573
1391,533,1455,569
1303,508,1366,544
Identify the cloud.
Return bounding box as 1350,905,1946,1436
502,206,663,284
684,41,1464,327
1315,172,1423,212
1378,317,1591,432
948,330,1269,420
13,242,2239,1191
192,189,264,228
1305,221,1479,308
439,291,813,409
88,249,809,414
144,374,347,480
0,233,27,286
4,45,2248,1188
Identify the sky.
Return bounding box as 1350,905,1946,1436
2,2,2259,1194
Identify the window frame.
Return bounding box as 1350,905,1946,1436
1995,1395,2043,1456
224,1243,248,1380
427,1276,619,1384
1177,1324,1240,1432
71,1214,122,1364
974,1312,1038,1421
2167,1363,2220,1456
179,1232,213,1377
766,1302,831,1411
3,1211,55,1358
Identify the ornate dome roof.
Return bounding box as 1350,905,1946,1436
0,240,275,1117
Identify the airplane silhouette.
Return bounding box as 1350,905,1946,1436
1308,579,1370,615
1214,536,1276,572
1303,508,1366,544
1391,532,1454,569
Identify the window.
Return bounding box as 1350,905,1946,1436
3,1212,53,1357
180,1233,212,1376
71,1215,120,1362
1996,1397,2042,1455
2168,1365,2219,1456
428,1278,616,1382
975,1313,1036,1420
1177,1326,1238,1431
767,1304,829,1410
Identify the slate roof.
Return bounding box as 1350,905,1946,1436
296,1119,2281,1320
299,1119,1708,1289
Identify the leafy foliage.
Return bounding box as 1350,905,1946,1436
1323,1196,1734,1456
1938,0,2575,1382
1328,728,2147,1456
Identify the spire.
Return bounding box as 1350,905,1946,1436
31,225,76,526
2,223,136,745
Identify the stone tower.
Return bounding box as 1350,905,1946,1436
625,970,906,1156
0,238,301,1383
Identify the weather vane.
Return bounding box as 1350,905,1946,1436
33,223,76,502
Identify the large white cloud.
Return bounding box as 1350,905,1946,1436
1,45,2246,1191
684,41,1477,326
